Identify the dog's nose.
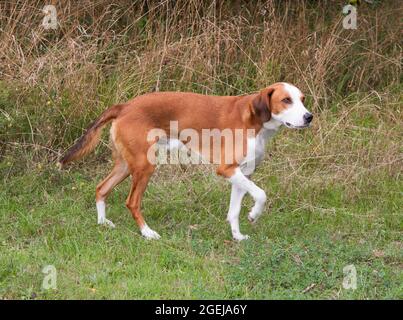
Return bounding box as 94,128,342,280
304,113,313,124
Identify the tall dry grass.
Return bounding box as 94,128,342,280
0,0,401,169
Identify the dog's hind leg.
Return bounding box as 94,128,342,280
95,152,129,227
125,161,159,240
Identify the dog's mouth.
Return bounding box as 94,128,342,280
284,122,310,129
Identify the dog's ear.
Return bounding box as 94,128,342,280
251,87,275,123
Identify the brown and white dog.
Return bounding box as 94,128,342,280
59,82,313,241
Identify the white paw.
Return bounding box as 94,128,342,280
248,213,257,224
233,233,250,241
98,218,116,228
141,225,161,240
104,219,116,228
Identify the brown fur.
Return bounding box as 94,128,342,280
59,82,290,230
59,104,126,168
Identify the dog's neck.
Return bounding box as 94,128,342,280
253,118,283,150
262,118,282,131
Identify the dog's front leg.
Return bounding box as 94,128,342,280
227,184,248,241
227,168,267,239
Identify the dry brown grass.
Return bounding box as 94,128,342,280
0,0,401,172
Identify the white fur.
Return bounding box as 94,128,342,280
167,138,185,150
272,83,310,128
226,118,283,240
240,120,279,175
141,224,161,240
227,184,248,241
228,168,267,240
96,201,115,228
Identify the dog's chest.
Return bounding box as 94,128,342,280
252,129,275,161
240,129,276,173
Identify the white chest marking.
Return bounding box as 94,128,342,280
240,126,278,175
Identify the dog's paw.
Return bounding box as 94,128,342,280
247,213,259,224
233,233,250,241
98,219,116,228
141,225,161,240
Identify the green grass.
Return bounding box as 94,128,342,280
0,0,401,300
1,106,402,299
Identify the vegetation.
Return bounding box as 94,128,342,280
0,0,401,299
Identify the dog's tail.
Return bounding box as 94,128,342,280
58,103,126,169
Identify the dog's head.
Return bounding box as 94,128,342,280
252,82,313,129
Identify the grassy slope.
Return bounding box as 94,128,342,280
1,104,402,299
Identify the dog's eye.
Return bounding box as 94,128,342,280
301,96,305,103
282,98,292,104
